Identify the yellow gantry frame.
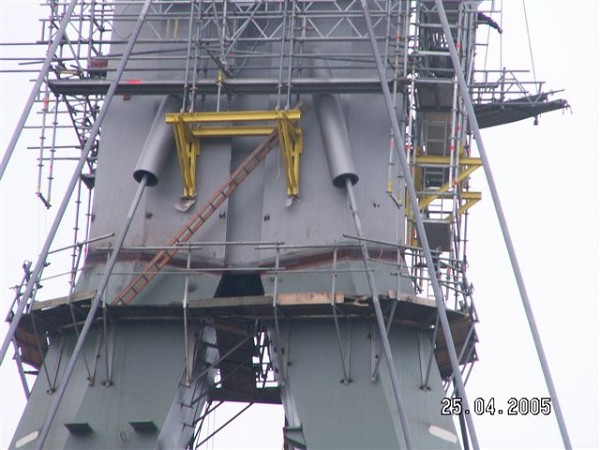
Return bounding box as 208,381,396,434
416,155,482,217
406,153,482,246
166,109,304,199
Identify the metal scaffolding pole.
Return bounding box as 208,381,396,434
34,175,149,449
0,0,79,181
434,1,572,448
345,178,414,450
0,0,154,367
359,1,480,448
11,337,31,398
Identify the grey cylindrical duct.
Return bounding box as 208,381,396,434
314,93,359,188
133,95,181,186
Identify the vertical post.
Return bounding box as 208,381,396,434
271,246,285,386
11,338,30,398
345,178,414,450
183,248,192,385
359,1,480,448
434,1,572,448
330,248,350,384
0,0,79,180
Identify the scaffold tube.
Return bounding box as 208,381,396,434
314,93,359,188
345,177,414,450
133,95,181,186
0,1,79,180
359,1,480,448
434,1,572,448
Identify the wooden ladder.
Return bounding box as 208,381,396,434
112,116,296,306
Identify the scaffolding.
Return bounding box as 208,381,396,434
1,0,563,275
0,1,571,449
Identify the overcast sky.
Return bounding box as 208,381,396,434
1,1,598,449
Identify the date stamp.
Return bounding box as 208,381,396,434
441,397,552,416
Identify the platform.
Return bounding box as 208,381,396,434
14,290,476,403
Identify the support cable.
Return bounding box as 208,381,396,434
34,175,149,449
0,0,78,181
181,0,197,112
434,1,571,448
194,402,254,449
0,0,154,367
521,0,537,85
359,1,480,448
345,178,414,450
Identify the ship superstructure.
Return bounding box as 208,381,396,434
1,1,569,449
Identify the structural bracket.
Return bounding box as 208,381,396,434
166,109,304,198
173,115,200,199
414,155,482,215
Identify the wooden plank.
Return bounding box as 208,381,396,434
185,291,344,309
389,290,438,308
32,290,96,311
187,295,273,309
277,292,344,305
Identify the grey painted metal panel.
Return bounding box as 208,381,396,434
275,320,459,449
224,95,271,266
259,94,405,258
10,322,215,449
89,95,156,249
82,94,231,303
74,259,219,309
262,260,414,299
89,96,231,261
260,104,354,250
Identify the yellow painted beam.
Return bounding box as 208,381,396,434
458,192,482,200
415,155,482,166
166,109,302,124
191,126,274,137
447,194,482,221
173,116,200,199
418,164,481,210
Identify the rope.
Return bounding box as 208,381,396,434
521,0,537,84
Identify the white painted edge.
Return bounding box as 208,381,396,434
15,430,39,448
428,424,458,444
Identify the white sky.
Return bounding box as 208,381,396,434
1,1,598,449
